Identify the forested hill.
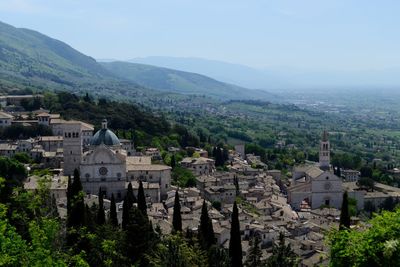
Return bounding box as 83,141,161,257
0,20,277,101
41,92,200,148
0,21,115,88
100,61,277,100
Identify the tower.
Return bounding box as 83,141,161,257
319,130,330,171
63,122,83,176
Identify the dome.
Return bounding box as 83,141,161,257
90,119,120,146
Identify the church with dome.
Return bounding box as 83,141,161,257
77,119,171,201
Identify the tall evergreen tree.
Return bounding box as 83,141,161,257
198,200,215,249
233,175,240,196
96,188,106,225
171,154,176,169
229,201,243,267
172,190,182,232
208,246,230,267
137,181,147,216
266,232,297,267
125,207,156,265
126,182,137,204
109,193,118,227
339,191,351,229
50,194,59,218
122,195,130,230
67,169,85,228
244,235,262,267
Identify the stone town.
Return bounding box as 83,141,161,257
0,96,397,266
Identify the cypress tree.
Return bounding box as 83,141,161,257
198,200,215,249
172,190,182,232
339,191,351,229
125,207,156,265
109,193,118,227
127,182,137,204
171,154,176,169
97,188,106,225
50,193,59,218
244,235,262,267
137,181,147,216
266,232,297,267
229,201,243,267
122,195,130,230
67,169,85,228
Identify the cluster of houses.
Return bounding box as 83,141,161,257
2,95,399,266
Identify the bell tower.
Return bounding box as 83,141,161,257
319,130,330,171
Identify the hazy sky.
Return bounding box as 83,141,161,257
0,0,399,71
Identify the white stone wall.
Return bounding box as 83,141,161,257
311,172,343,209
80,146,127,201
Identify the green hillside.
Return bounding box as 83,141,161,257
0,21,116,89
101,61,277,100
0,20,276,101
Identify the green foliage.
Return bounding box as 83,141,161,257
198,201,215,250
0,156,27,204
172,190,182,232
328,208,400,267
109,194,118,227
137,181,147,216
358,177,375,191
339,191,350,230
229,201,243,267
172,166,197,188
0,124,53,140
125,207,157,265
331,153,362,170
147,234,208,267
265,232,298,267
96,189,106,225
101,61,273,101
244,235,263,267
12,152,32,164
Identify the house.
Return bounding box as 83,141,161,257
0,111,13,127
342,169,360,182
181,157,215,176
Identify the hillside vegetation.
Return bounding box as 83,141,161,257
101,61,277,100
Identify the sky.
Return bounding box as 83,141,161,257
0,0,399,71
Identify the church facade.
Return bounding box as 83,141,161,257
288,131,343,210
73,119,171,201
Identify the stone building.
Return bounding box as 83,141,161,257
288,131,343,210
181,157,215,176
319,130,330,171
79,119,171,201
80,119,126,200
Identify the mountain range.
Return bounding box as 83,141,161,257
129,56,400,92
0,20,276,101
100,61,276,100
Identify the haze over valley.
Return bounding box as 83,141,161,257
1,1,400,266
